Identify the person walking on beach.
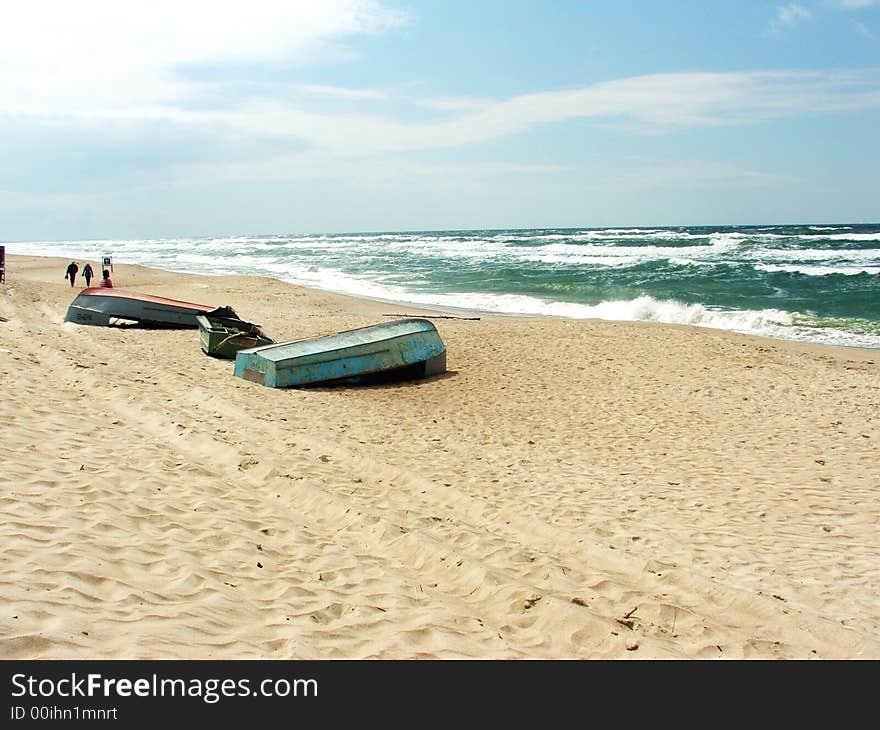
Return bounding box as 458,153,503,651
99,269,114,288
65,261,79,287
82,263,94,287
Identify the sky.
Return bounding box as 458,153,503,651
1,0,879,239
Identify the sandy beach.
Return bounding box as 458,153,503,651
0,253,878,659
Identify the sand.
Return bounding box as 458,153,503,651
0,253,878,659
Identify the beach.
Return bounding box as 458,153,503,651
1,253,878,659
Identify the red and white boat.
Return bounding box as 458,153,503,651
64,288,216,328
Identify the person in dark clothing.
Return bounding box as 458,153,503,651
82,263,94,287
65,262,79,287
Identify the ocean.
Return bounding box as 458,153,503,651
10,223,880,349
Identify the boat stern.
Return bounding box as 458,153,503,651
64,304,114,326
234,347,278,387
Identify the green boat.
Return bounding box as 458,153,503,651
197,312,274,359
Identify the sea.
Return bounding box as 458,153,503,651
10,223,880,349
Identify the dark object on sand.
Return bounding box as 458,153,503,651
197,313,274,359
65,262,79,287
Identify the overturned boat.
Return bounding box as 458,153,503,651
197,313,274,359
234,318,446,388
64,288,215,328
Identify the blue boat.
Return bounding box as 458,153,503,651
233,318,447,388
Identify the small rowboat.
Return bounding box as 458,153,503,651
234,318,446,388
65,288,214,328
197,314,274,359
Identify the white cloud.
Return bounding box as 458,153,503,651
836,1,877,8
3,5,880,169
855,21,877,37
198,70,880,155
771,3,813,32
0,0,406,114
159,152,568,190
415,96,496,112
8,70,880,159
297,84,388,100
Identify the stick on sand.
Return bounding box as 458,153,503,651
383,313,480,320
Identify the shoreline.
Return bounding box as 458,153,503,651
7,227,880,352
7,252,878,358
1,253,879,659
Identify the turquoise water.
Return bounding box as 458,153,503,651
11,223,880,348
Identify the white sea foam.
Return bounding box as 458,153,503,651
518,253,637,266
269,273,797,340
384,290,879,347
668,257,715,267
755,264,880,276
9,231,879,349
277,266,411,302
799,232,880,241
517,241,725,265
708,231,787,242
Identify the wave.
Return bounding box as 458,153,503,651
798,232,880,242
755,264,880,276
402,292,880,348
9,230,879,349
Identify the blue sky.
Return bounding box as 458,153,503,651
1,0,879,239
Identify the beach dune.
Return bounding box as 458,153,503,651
1,254,878,659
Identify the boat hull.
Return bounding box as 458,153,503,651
234,318,447,388
197,314,274,359
65,288,214,328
